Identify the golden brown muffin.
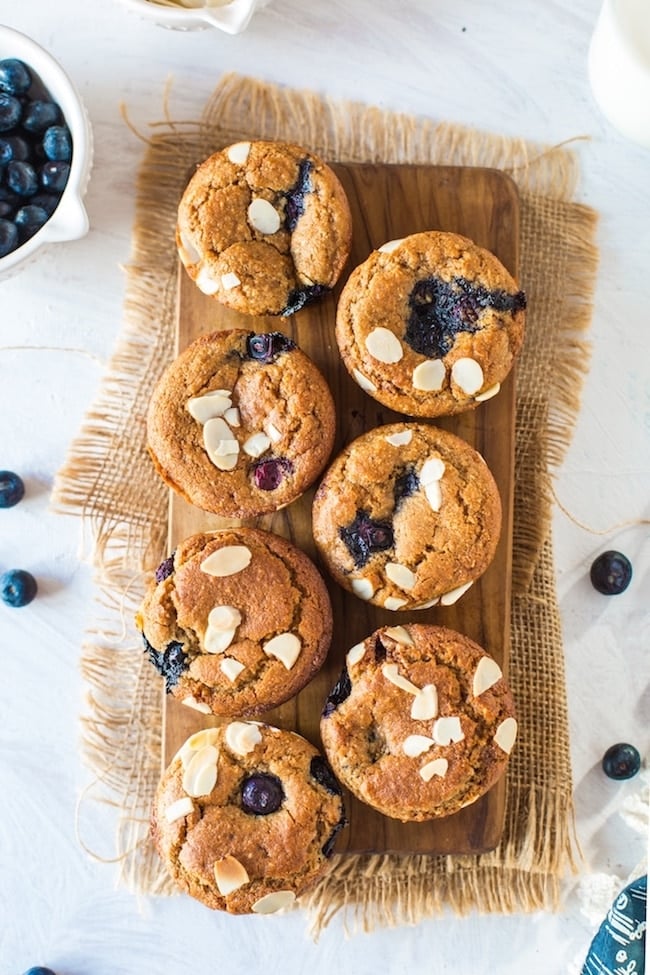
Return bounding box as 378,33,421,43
136,528,333,717
311,422,502,611
335,230,526,416
146,329,336,518
151,722,347,914
320,623,517,821
176,139,353,317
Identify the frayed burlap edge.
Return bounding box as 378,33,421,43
52,73,598,933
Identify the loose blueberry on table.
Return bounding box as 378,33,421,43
0,568,37,607
0,57,72,257
0,469,25,507
589,550,633,595
601,743,642,780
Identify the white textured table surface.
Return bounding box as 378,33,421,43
1,2,648,974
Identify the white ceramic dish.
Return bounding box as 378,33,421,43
0,25,93,281
116,0,269,34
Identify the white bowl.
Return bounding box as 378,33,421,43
0,26,93,281
116,0,269,34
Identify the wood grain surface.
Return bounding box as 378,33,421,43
162,163,520,855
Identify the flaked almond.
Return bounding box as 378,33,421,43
164,796,195,823
251,890,296,914
204,417,239,467
187,391,232,423
204,626,237,654
266,422,282,443
351,577,374,600
439,580,473,605
384,429,413,447
200,545,252,577
383,596,408,610
412,359,445,391
475,382,500,402
403,734,435,757
365,327,403,364
378,238,404,253
385,562,416,590
220,658,246,682
224,406,241,427
472,656,503,697
224,721,262,756
432,715,464,746
263,632,301,670
181,695,212,715
214,855,250,896
177,728,220,769
346,642,366,667
381,663,419,695
208,605,242,631
196,264,221,295
419,757,448,781
424,481,442,511
410,684,438,721
243,431,271,458
494,716,517,754
220,271,241,290
383,625,413,646
182,743,219,797
352,367,377,393
420,456,445,484
226,141,251,164
178,229,201,266
451,357,484,395
248,197,281,235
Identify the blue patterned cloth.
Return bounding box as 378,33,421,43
581,875,647,975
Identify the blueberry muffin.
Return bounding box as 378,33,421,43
151,721,347,914
146,328,336,518
136,527,333,717
320,623,517,821
176,140,353,317
335,230,526,417
311,422,502,610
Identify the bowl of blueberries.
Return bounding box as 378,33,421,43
0,25,92,280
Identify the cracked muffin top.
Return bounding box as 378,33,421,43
320,623,517,822
151,721,346,914
335,230,526,417
311,422,502,611
136,527,333,718
146,328,336,518
176,139,353,317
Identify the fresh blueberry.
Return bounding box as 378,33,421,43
0,134,29,165
142,636,188,692
15,204,49,242
0,470,25,507
0,218,19,257
322,666,352,717
22,99,61,134
40,160,70,194
339,509,394,568
0,59,32,96
245,331,296,363
154,554,175,583
0,93,22,132
252,456,292,491
42,125,72,162
241,773,284,815
590,550,633,595
310,755,342,795
22,968,58,975
29,192,60,217
1,569,38,607
7,160,39,196
602,743,641,780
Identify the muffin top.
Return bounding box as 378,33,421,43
176,139,353,317
136,527,333,717
151,722,346,914
312,421,502,611
320,623,517,822
147,328,336,518
335,230,526,417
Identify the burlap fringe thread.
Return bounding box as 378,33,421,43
52,73,598,933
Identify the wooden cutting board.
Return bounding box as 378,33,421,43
162,163,519,855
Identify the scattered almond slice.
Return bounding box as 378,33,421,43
214,855,250,896
200,545,252,577
181,695,212,715
251,890,296,914
412,359,446,391
226,141,251,164
365,327,403,364
182,743,219,797
432,716,465,746
472,656,503,696
451,357,484,395
351,577,374,600
383,596,408,610
220,271,241,290
220,658,246,682
413,596,440,609
385,562,416,590
383,625,413,646
164,796,195,823
248,197,281,235
187,391,232,423
384,430,413,447
439,580,473,605
225,721,263,756
352,367,377,392
410,684,438,720
419,757,448,781
494,716,518,754
263,632,301,670
381,663,419,695
346,642,366,667
196,264,221,295
403,734,436,757
243,431,271,458
475,381,500,402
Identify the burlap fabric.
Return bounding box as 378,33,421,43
53,73,598,931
